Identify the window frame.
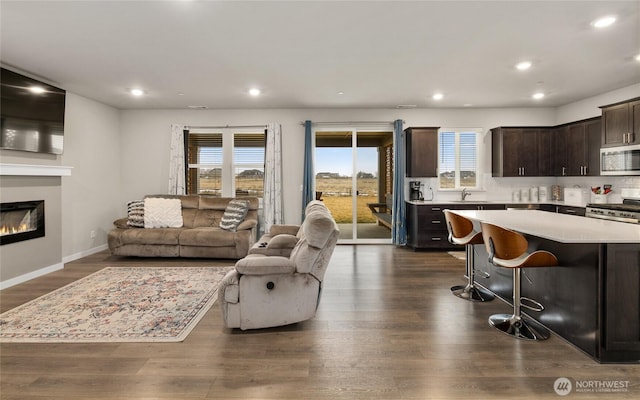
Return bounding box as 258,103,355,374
186,128,265,198
437,128,483,191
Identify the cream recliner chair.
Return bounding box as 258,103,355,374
218,201,339,330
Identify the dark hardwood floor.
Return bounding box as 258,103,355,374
1,245,639,399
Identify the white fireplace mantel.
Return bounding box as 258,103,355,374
0,163,73,177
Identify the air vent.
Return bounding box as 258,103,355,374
187,105,209,109
396,104,417,109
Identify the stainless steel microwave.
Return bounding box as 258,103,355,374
600,144,640,175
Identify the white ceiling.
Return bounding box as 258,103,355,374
1,0,639,110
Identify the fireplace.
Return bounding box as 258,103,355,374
0,200,45,245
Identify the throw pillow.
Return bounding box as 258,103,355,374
127,200,145,228
219,199,250,231
143,197,183,228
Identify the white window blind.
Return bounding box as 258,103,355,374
233,132,265,197
186,130,266,197
187,133,223,196
438,129,479,189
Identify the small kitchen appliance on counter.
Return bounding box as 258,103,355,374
538,186,549,202
409,181,423,201
586,188,640,224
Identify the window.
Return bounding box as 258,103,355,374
233,133,265,198
187,132,223,196
438,128,480,190
187,130,265,198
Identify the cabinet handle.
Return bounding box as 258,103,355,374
562,167,566,176
431,237,442,241
565,210,576,214
431,220,441,224
431,207,441,211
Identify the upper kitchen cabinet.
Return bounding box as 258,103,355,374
405,127,439,177
600,97,640,147
491,127,551,177
555,117,601,176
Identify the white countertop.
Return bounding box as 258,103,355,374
448,209,640,244
407,199,577,207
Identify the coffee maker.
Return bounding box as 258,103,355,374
409,181,423,201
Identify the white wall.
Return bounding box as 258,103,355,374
556,83,640,124
119,107,557,223
60,93,121,260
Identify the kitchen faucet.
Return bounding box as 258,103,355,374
461,188,471,201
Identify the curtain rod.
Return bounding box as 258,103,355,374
186,124,268,130
300,121,403,126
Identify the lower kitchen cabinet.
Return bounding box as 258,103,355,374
405,202,505,249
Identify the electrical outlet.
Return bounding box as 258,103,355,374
90,230,96,239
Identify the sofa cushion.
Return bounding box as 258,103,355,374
127,200,145,228
192,209,221,228
301,209,335,249
235,254,297,275
179,227,237,247
219,199,249,231
144,198,183,228
119,228,183,245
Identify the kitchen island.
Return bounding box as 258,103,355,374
449,209,640,363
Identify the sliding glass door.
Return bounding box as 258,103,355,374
315,128,392,243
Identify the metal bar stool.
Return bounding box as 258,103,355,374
480,222,558,341
444,210,494,302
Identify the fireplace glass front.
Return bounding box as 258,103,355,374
0,200,45,245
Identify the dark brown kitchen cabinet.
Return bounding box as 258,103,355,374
600,97,640,147
405,127,439,177
406,202,505,249
492,127,551,177
555,117,601,176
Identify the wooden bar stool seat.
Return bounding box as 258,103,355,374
444,210,494,302
480,222,558,341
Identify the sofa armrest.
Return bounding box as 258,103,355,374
269,224,300,236
235,254,297,275
267,234,298,249
236,219,257,231
113,217,129,229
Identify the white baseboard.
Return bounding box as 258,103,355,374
0,262,64,290
62,244,108,264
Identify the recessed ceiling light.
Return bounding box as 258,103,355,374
532,92,545,100
432,93,444,100
635,54,640,62
28,86,46,94
337,91,344,95
592,15,616,28
249,88,261,96
516,61,532,70
130,88,144,96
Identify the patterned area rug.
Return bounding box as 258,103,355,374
0,266,232,343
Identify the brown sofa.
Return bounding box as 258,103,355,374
108,195,259,258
